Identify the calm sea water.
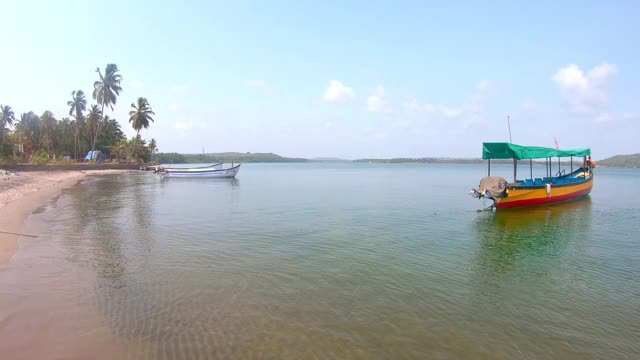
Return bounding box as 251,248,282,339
1,163,639,358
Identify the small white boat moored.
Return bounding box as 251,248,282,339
154,163,222,173
159,164,241,178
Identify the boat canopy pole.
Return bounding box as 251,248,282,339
545,158,548,178
558,156,561,176
513,158,517,183
571,156,573,172
488,158,491,176
530,159,532,179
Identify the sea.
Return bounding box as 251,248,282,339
1,163,639,359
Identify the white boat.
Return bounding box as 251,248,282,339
160,164,241,178
155,163,222,173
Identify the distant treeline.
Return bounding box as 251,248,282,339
153,152,640,167
1,63,158,164
354,158,507,164
598,154,640,168
155,152,308,164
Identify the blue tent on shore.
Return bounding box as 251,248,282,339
84,151,106,161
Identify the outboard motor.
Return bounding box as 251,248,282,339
470,176,508,201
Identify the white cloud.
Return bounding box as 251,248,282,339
367,85,392,113
245,79,267,88
521,100,538,111
463,114,482,129
438,106,463,118
552,62,617,117
476,80,489,91
168,104,182,112
173,84,189,94
372,131,387,139
174,121,207,130
622,112,640,121
391,118,414,129
130,80,143,89
595,113,613,123
323,80,354,103
405,100,463,118
405,98,435,113
405,81,488,126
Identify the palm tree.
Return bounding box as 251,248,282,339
0,104,16,143
148,138,157,158
58,117,74,156
92,64,122,152
16,112,40,141
128,97,155,136
95,115,125,156
40,111,57,156
85,105,102,156
128,97,154,162
15,112,40,159
67,90,87,160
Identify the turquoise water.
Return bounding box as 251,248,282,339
1,163,639,358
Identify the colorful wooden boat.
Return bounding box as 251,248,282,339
471,142,593,209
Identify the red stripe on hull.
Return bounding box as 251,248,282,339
495,186,592,209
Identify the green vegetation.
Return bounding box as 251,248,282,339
155,153,188,164
598,154,640,168
155,152,308,164
93,64,123,153
67,90,87,160
0,63,157,164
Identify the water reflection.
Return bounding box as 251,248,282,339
472,197,593,274
7,165,640,358
61,175,161,343
161,177,240,188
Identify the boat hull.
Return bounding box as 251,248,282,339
494,177,593,209
161,165,240,178
162,163,222,172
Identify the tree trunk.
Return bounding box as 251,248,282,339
134,130,140,163
74,128,77,161
92,104,103,153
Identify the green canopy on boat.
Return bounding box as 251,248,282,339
482,142,591,160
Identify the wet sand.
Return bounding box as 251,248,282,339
0,169,137,359
0,170,131,263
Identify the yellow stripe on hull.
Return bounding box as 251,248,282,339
495,178,593,209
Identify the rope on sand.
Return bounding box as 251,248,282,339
0,230,39,238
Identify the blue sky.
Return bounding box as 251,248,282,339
1,0,638,159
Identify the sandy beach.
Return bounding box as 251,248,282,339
0,170,131,263
0,169,140,359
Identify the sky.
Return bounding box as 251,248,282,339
1,0,638,159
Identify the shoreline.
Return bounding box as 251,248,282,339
0,170,132,264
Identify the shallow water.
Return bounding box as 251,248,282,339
1,163,639,358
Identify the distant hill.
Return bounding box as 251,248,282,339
155,152,308,164
598,154,640,168
153,152,640,167
310,157,350,162
353,157,511,164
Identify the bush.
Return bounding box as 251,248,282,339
0,156,17,165
32,151,49,165
0,142,13,158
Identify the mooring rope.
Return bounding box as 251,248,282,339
0,230,39,238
